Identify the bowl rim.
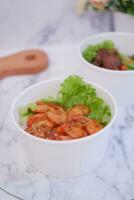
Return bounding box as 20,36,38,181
79,31,134,75
11,77,117,145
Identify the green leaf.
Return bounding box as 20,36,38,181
19,107,29,116
28,103,37,111
127,63,134,70
20,113,33,124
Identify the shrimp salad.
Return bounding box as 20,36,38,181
19,76,111,141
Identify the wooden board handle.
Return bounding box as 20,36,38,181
0,49,48,78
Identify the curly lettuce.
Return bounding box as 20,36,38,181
43,76,111,125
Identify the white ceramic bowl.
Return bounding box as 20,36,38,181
11,78,117,178
80,32,134,106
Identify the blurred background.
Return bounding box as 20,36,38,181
0,0,114,49
1,0,134,49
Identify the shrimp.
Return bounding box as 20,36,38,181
45,129,60,140
46,105,67,125
27,113,54,128
65,125,84,138
32,102,52,113
26,126,50,139
25,101,104,140
56,122,85,139
67,104,90,121
85,118,103,135
26,113,55,138
59,135,72,140
64,116,103,137
30,102,67,126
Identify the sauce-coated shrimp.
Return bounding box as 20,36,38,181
85,118,103,135
67,104,90,121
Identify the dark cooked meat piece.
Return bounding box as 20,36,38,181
93,48,121,70
102,53,121,70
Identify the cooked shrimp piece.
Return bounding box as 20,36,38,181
55,122,85,139
58,122,84,139
65,125,84,138
59,135,72,140
33,104,50,113
85,118,103,135
32,102,59,113
67,104,90,120
25,101,104,140
27,113,54,128
31,102,67,125
32,118,54,129
46,105,67,125
55,124,68,135
32,102,52,113
36,101,46,105
45,129,60,140
26,126,50,139
26,113,55,138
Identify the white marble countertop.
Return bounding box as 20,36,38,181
0,0,134,199
0,45,134,200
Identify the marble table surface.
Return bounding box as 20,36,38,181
0,44,134,200
0,0,113,49
0,1,133,199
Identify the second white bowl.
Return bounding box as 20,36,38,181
80,32,134,106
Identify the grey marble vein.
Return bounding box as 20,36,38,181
30,10,112,46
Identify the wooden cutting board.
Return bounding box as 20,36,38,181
0,49,48,78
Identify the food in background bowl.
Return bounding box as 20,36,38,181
79,32,134,105
82,40,134,70
19,76,111,140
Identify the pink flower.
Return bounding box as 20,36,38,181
90,0,109,9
